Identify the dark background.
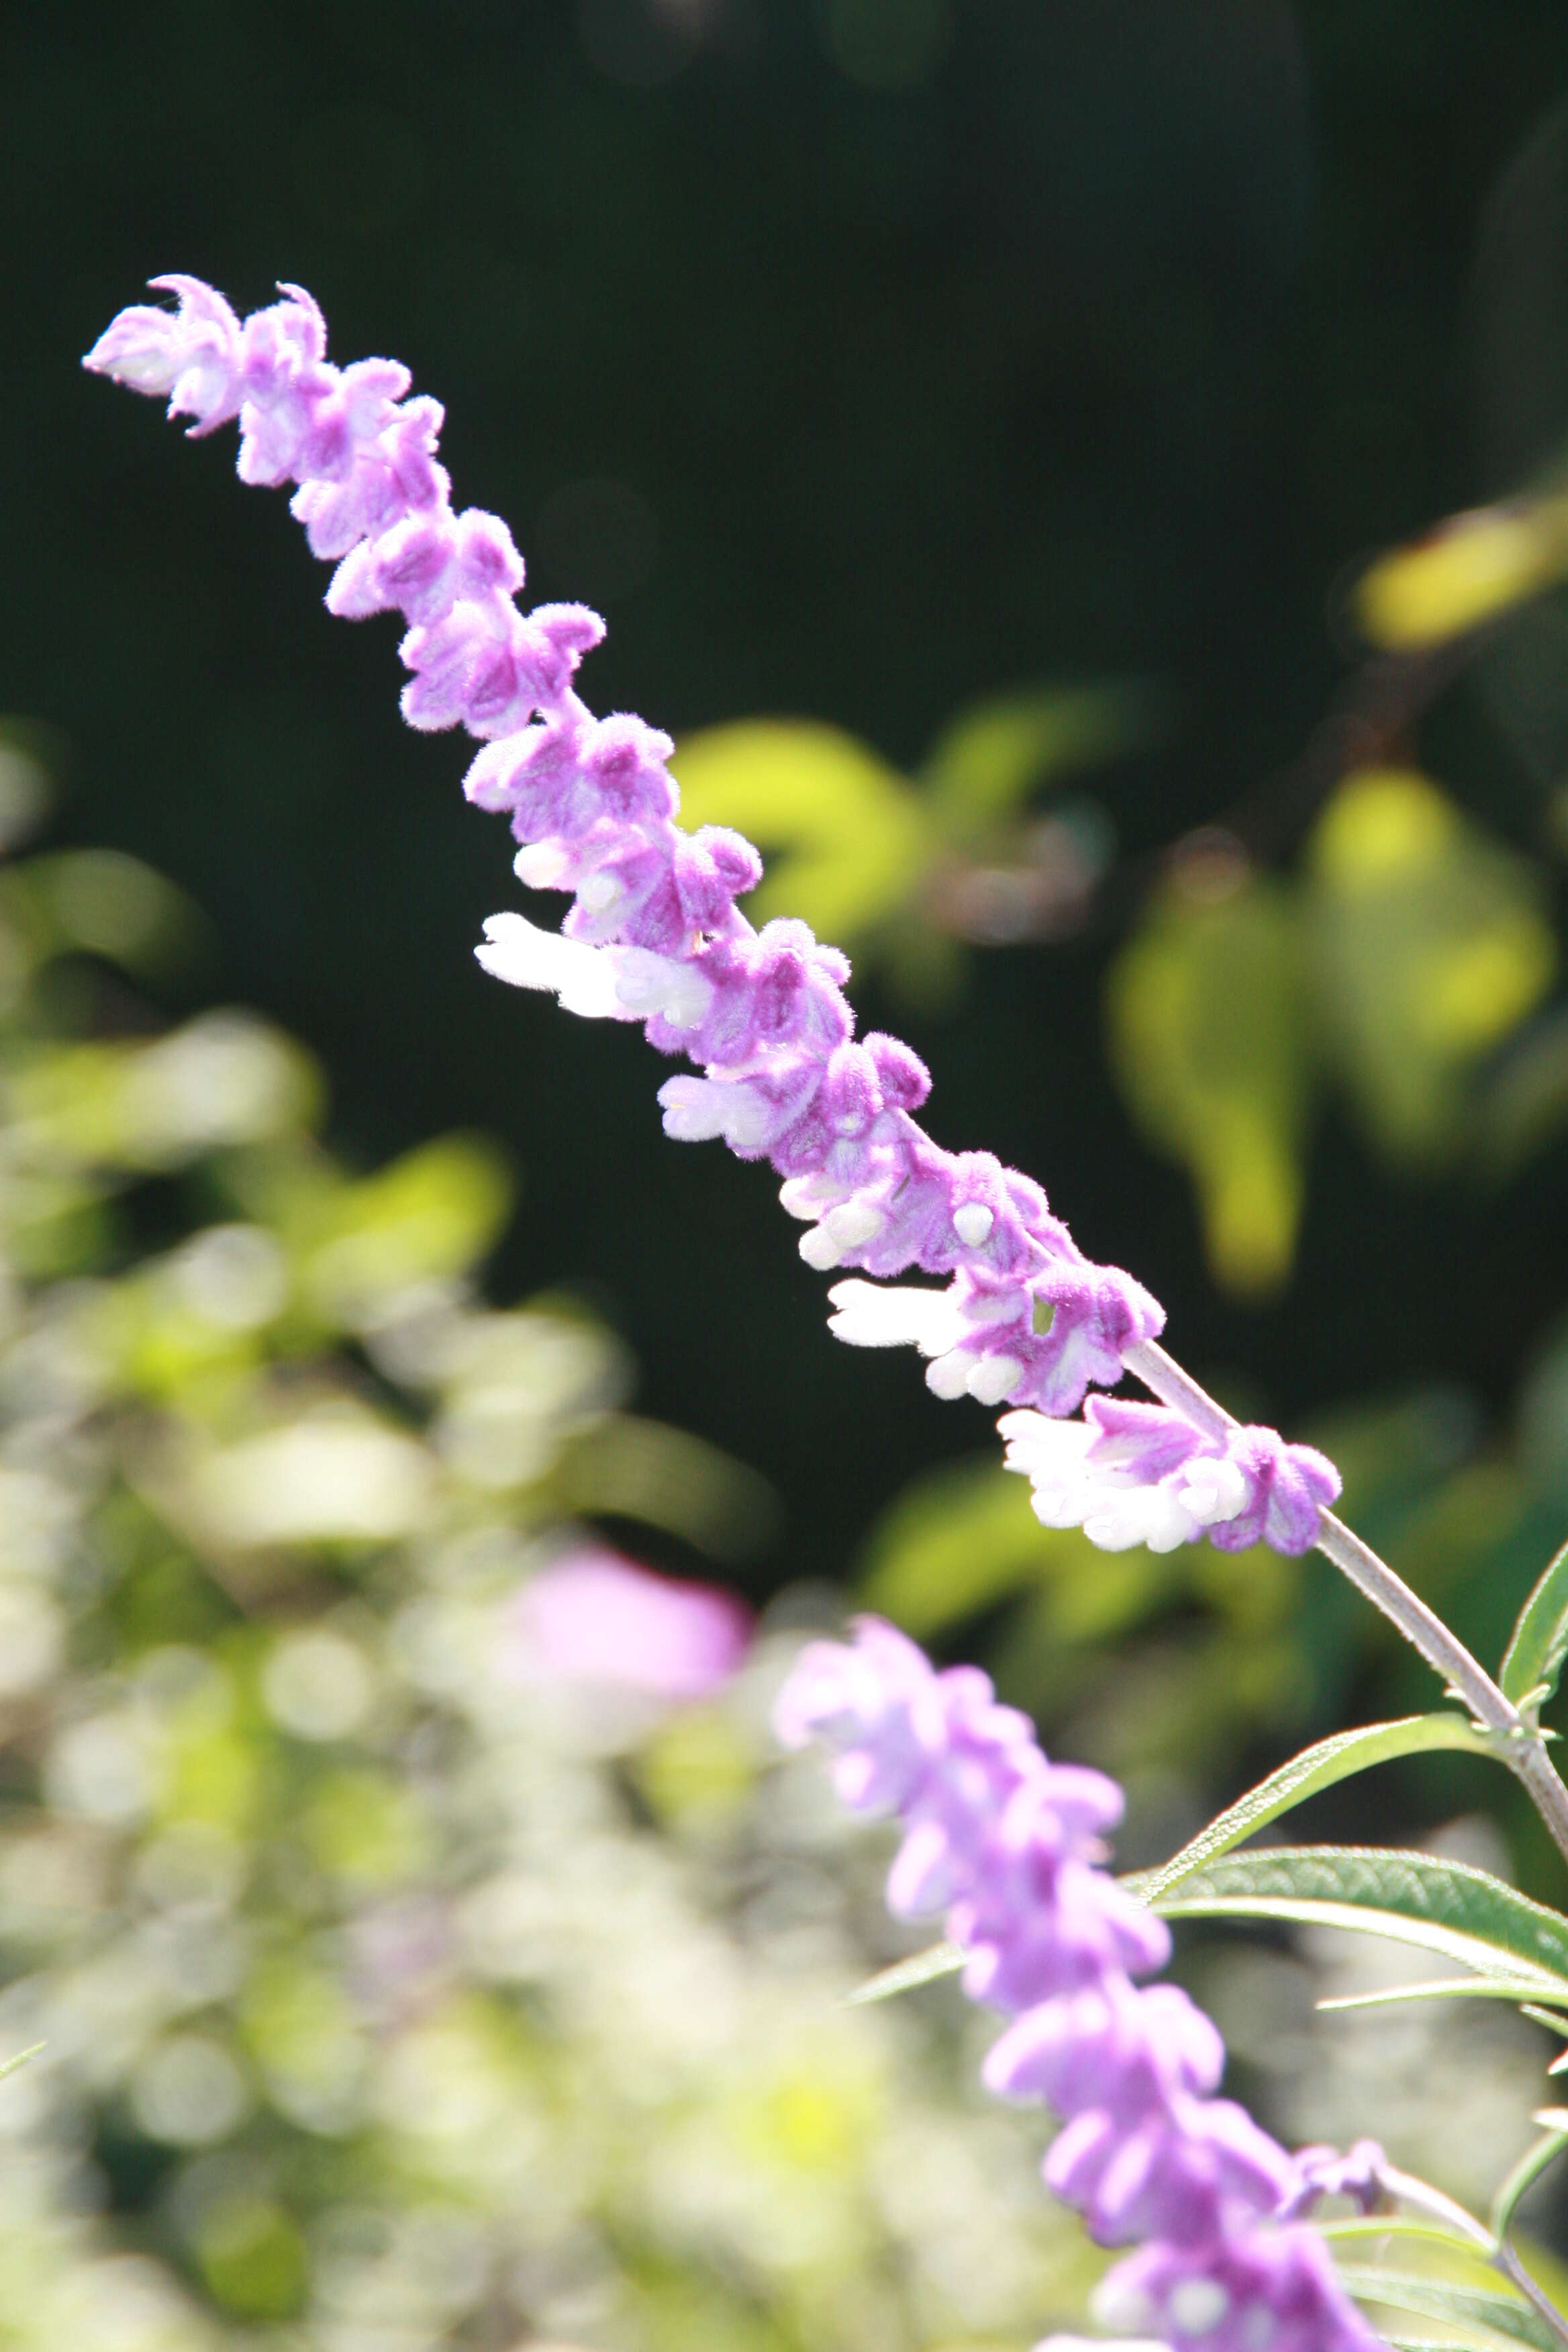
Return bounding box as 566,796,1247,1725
6,0,1568,1594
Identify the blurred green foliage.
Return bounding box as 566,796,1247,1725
0,769,1114,2352
1108,763,1557,1293
693,482,1568,1302
5,726,1568,2337
672,683,1153,1008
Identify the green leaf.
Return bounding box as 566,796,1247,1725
856,1455,1085,1637
1381,2341,1516,2352
1333,2267,1556,2352
846,1942,964,2006
919,681,1161,844
1355,501,1568,650
1106,874,1310,1295
1321,2217,1498,2256
1140,1717,1500,1903
1307,770,1557,1169
1319,1978,1568,2014
0,2043,43,2083
1502,1535,1568,1712
299,1134,513,1324
1143,1846,1568,1994
670,721,932,943
1492,2122,1568,2239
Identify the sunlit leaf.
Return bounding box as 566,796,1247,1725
21,848,207,977
301,1134,513,1323
1321,2218,1501,2257
1318,1978,1568,2014
1106,873,1309,1293
1501,1534,1568,1713
671,720,932,942
1141,1846,1568,1994
920,681,1161,844
847,1942,964,2005
1333,2267,1555,2352
1492,2122,1568,2241
1356,501,1568,649
1140,1716,1500,1902
1307,770,1556,1165
10,1014,320,1172
857,1454,1077,1636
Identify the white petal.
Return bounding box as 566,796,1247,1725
1083,1486,1197,1555
610,946,714,1030
952,1202,993,1248
925,1349,977,1400
1177,1456,1250,1526
967,1354,1024,1405
658,1075,772,1150
780,1174,840,1221
997,1412,1094,1479
513,841,574,889
475,913,625,1020
826,1279,965,1355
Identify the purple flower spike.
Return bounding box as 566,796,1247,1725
84,273,1342,1563
775,1620,1380,2352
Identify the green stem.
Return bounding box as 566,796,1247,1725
1123,1338,1568,1871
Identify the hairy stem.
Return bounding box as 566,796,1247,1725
1375,2163,1568,2351
1498,2241,1568,2352
1124,1338,1568,1869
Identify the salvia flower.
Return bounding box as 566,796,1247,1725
775,1618,1379,2352
999,1399,1341,1557
83,274,1340,1561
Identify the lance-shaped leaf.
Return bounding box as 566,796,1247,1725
1319,1977,1568,2014
1306,770,1556,1169
1143,1847,1568,1994
1502,1536,1568,1712
847,1941,964,2006
1140,1716,1500,1903
1333,2267,1557,2352
1491,2113,1568,2240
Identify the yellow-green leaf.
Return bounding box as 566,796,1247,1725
920,681,1161,844
857,1454,1080,1636
1307,770,1556,1165
1106,873,1308,1294
671,720,932,942
1357,499,1568,650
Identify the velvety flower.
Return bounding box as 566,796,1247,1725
774,1619,1379,2352
999,1399,1340,1558
84,273,1341,1568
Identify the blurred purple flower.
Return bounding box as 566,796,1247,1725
777,1618,1377,2352
511,1549,752,1701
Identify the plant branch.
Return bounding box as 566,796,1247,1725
1124,1338,1568,1869
1497,2240,1568,2352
